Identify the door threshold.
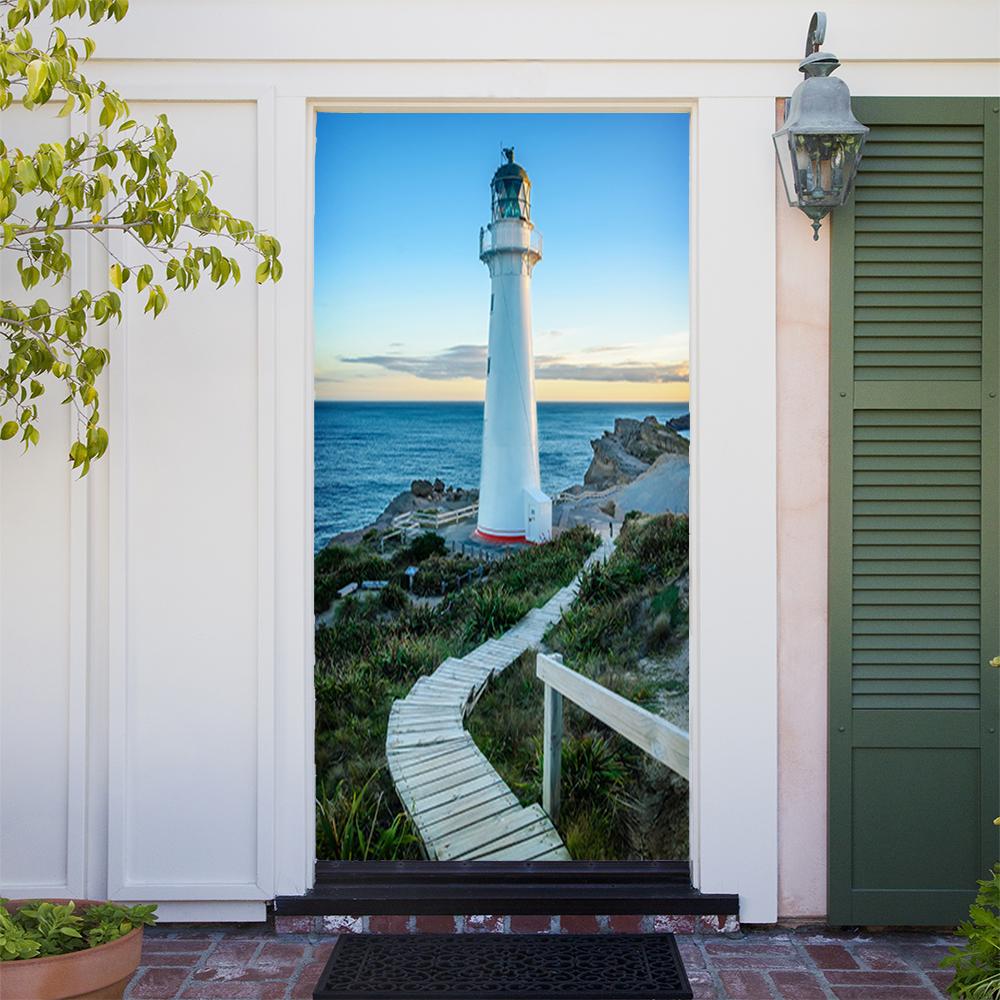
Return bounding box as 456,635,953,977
275,860,739,917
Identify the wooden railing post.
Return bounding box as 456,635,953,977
542,654,564,824
536,650,689,782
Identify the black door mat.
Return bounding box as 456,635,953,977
313,933,693,999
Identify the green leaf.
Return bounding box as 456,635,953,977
25,59,48,102
0,421,18,441
255,260,269,284
15,158,38,191
109,263,122,290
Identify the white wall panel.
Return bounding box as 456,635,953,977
106,102,272,900
0,405,80,893
0,110,87,898
85,0,999,63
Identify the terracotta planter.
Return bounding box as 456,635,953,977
0,900,144,1000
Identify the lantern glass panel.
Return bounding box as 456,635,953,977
794,132,862,208
776,129,864,211
773,131,799,207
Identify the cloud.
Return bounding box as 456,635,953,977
340,344,487,380
339,344,689,384
536,358,689,383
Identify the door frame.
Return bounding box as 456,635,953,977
295,96,779,922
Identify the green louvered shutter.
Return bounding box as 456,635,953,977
829,97,1000,926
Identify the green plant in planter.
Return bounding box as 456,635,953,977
941,864,1000,998
0,900,156,961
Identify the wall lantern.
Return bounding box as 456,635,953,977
773,11,869,240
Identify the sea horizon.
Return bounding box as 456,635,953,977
314,400,690,550
315,398,691,405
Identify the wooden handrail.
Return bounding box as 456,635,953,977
536,652,690,823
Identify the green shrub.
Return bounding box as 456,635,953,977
314,547,396,613
315,610,379,665
314,575,339,615
315,543,353,578
562,734,626,801
316,774,420,861
463,585,528,644
547,513,689,666
648,584,686,649
0,900,156,961
559,735,637,859
397,531,447,564
376,582,409,614
489,525,598,598
650,584,682,621
618,512,688,577
577,557,644,604
315,659,390,735
370,634,449,683
410,554,479,596
467,653,543,803
553,595,642,661
942,865,1000,998
398,602,442,637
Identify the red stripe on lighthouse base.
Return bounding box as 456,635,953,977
473,528,529,545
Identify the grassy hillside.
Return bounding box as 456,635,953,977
468,512,690,860
313,525,598,860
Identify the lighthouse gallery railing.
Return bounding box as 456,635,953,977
479,226,543,259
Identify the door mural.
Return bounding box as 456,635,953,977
313,113,691,861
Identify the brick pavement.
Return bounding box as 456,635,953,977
124,919,960,999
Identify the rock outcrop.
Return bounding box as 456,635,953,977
375,482,478,528
583,416,689,488
327,482,479,547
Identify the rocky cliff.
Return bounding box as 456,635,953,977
583,416,689,489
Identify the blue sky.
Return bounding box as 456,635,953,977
314,113,689,402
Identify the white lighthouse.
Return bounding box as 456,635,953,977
475,148,551,545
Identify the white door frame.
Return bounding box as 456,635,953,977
298,96,778,922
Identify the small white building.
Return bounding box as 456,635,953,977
523,487,553,544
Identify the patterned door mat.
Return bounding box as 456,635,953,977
313,933,693,999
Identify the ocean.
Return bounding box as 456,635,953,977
314,400,690,550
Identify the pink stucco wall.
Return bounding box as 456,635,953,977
775,104,831,919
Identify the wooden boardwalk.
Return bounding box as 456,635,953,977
386,534,614,861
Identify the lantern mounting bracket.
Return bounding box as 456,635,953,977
804,11,827,60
